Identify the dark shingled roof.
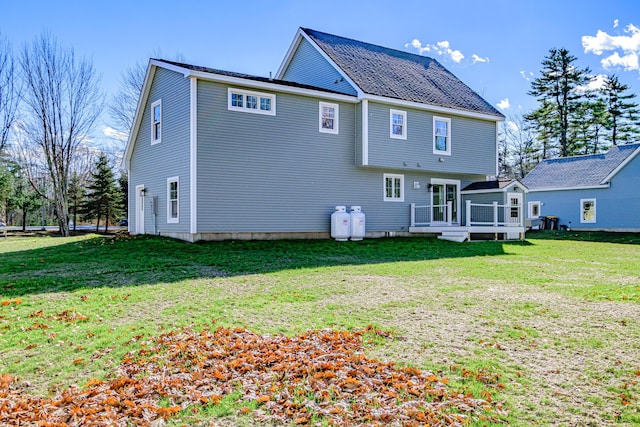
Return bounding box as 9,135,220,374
462,180,520,191
155,59,352,96
302,28,504,118
522,143,640,190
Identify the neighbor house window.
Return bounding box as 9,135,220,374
151,100,162,144
383,173,404,202
580,198,596,223
319,102,339,134
228,88,275,115
528,201,541,218
167,176,179,223
390,109,407,139
433,116,451,155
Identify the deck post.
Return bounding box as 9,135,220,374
493,201,498,226
465,200,471,227
410,203,415,227
446,201,452,225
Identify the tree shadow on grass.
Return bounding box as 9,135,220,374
526,229,640,245
0,234,526,297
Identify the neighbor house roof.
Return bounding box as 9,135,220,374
299,28,504,118
462,180,526,192
523,143,640,190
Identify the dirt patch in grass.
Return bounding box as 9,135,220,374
360,283,640,426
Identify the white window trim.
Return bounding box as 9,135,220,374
383,173,404,202
227,88,276,116
580,198,596,223
390,109,407,140
528,201,541,219
151,100,162,145
319,101,339,134
167,176,179,224
433,116,451,156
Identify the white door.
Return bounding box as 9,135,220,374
431,179,460,225
507,193,522,239
135,185,145,234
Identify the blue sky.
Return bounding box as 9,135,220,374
3,0,640,150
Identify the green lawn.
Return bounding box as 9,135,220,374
1,231,639,425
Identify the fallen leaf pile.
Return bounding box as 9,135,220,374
0,325,505,426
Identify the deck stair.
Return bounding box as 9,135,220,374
437,231,469,243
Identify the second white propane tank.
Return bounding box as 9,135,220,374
349,206,365,241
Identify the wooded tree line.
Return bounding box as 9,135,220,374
0,31,128,234
2,31,639,233
500,48,640,179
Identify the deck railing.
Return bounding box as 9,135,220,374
410,202,453,226
410,201,523,227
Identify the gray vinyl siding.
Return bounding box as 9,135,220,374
527,156,640,230
129,67,191,234
281,38,358,96
366,102,497,175
195,80,486,234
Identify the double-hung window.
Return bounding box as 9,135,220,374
390,109,407,139
580,198,596,223
319,102,339,134
167,176,179,223
528,201,541,219
228,88,275,115
433,116,451,155
383,173,404,202
151,100,162,144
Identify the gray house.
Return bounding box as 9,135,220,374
124,28,522,242
523,143,640,232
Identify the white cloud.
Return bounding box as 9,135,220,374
614,19,619,29
497,98,510,110
582,23,640,72
102,126,129,142
507,121,519,132
406,38,465,63
601,51,639,71
519,70,532,81
472,54,489,63
576,74,608,93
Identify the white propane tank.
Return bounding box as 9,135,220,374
350,206,365,241
331,206,350,241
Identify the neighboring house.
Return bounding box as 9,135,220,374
523,143,640,232
123,27,520,242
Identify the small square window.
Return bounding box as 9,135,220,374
231,93,243,108
390,109,407,139
433,116,451,155
319,102,339,134
260,97,271,111
246,95,258,109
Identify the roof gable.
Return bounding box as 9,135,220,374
292,28,503,118
523,143,640,190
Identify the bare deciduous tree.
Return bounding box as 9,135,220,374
19,32,103,236
500,113,540,180
0,32,21,154
110,51,185,136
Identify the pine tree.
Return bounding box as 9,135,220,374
527,48,592,157
85,153,120,233
601,75,640,145
68,172,85,231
